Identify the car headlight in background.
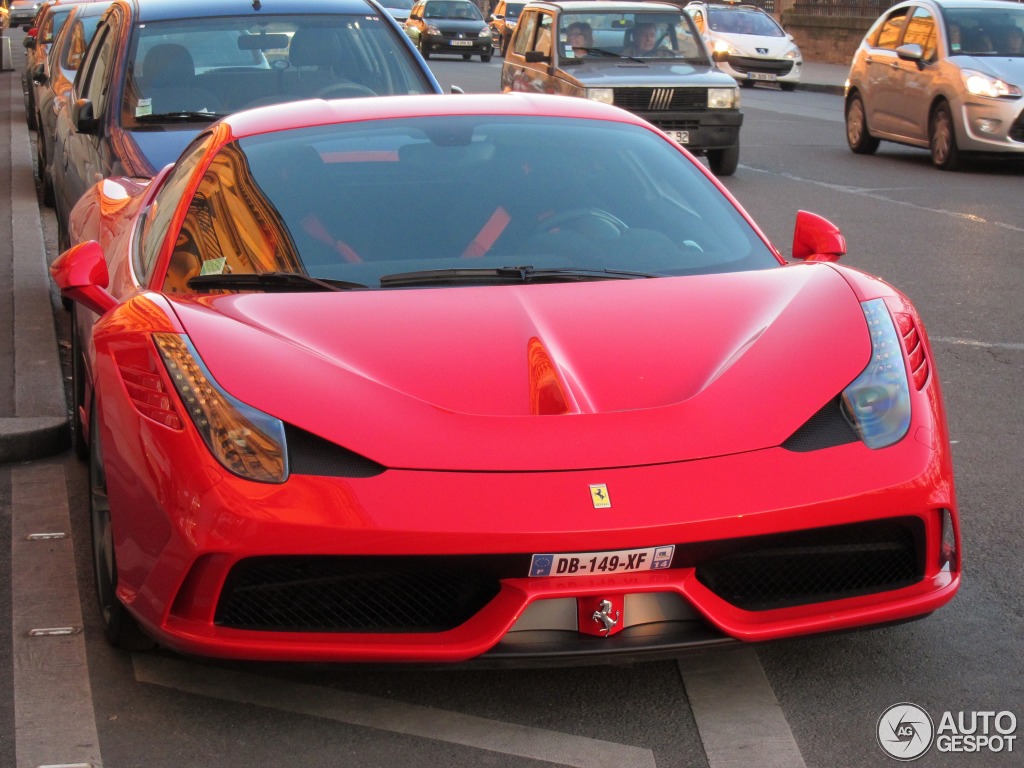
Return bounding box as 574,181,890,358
155,333,289,483
784,45,801,61
426,23,441,36
586,88,614,104
708,87,739,109
841,299,911,449
478,25,493,38
961,69,1022,99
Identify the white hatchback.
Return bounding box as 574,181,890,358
685,1,802,90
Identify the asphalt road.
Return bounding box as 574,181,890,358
3,49,1023,768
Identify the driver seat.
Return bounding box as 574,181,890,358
288,28,344,96
141,44,220,114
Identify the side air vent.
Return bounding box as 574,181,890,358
285,424,386,477
782,396,858,452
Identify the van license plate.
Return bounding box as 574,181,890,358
669,130,689,144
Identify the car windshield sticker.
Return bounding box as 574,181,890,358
200,257,227,276
135,98,152,117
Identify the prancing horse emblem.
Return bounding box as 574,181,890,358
591,599,620,635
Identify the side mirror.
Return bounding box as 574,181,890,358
49,241,118,316
524,50,548,63
791,210,845,262
409,13,421,20
24,36,37,49
31,62,47,84
896,42,923,63
71,97,99,134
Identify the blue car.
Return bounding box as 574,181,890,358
52,0,442,250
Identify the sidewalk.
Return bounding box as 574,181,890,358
1,56,69,464
0,41,847,465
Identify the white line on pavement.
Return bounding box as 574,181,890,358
679,648,806,768
134,654,658,768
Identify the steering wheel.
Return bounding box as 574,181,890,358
314,82,378,99
537,207,628,239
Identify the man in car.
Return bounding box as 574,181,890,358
623,22,670,56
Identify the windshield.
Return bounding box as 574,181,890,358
946,8,1024,56
121,15,435,127
707,8,784,37
160,115,777,294
424,1,483,20
557,11,705,60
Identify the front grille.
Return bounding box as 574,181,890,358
1009,109,1024,143
614,87,708,112
695,519,924,611
216,556,505,632
728,58,793,76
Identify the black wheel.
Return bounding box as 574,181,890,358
930,101,962,171
463,53,472,60
845,92,880,155
89,407,156,651
779,81,797,92
537,207,627,239
71,312,88,460
419,38,430,59
36,127,55,207
481,52,492,62
313,82,377,99
707,143,739,176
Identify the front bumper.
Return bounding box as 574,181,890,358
719,57,801,86
956,98,1024,154
640,110,743,152
422,34,492,56
104,410,959,663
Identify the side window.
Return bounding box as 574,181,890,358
78,19,118,114
62,19,88,70
693,10,705,34
512,10,537,55
872,7,910,50
135,135,213,285
533,12,554,56
903,7,936,60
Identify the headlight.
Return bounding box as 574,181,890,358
478,26,492,38
841,299,911,449
712,40,735,55
586,88,614,104
708,87,738,109
155,333,289,483
784,45,801,61
426,23,441,35
961,69,1022,98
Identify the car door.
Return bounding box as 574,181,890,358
860,4,912,136
500,7,557,94
57,6,124,234
886,5,938,142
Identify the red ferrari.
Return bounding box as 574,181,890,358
52,93,960,663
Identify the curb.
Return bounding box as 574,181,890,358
1,53,70,464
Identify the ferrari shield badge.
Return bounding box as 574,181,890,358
589,484,611,508
578,596,624,637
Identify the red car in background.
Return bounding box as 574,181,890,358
53,93,960,663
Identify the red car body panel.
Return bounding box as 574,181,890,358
55,93,960,663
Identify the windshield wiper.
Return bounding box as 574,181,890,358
186,272,368,293
379,266,661,287
135,111,228,123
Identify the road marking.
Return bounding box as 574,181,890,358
11,464,103,768
931,336,1024,352
679,648,806,768
134,654,657,768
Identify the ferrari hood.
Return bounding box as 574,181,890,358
169,264,871,471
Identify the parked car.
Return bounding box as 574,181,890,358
404,0,493,61
52,91,960,661
50,0,442,251
500,0,742,175
845,0,1024,170
30,1,112,207
8,0,42,28
1,1,10,34
489,0,526,56
22,0,91,131
684,0,801,90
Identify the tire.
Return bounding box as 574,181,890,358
929,100,962,171
89,404,157,651
845,93,880,155
779,81,797,92
707,143,739,176
36,126,55,207
419,39,430,59
500,35,509,56
481,52,492,62
463,53,471,60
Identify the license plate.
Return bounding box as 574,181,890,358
451,40,473,46
669,130,689,144
529,545,675,577
748,72,777,81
